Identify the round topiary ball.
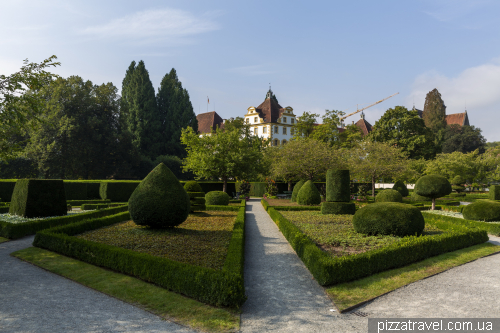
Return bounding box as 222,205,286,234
291,180,305,202
129,163,191,228
205,191,230,205
375,189,403,203
415,175,452,199
184,180,203,193
297,180,321,205
353,202,425,237
462,200,500,222
392,180,409,197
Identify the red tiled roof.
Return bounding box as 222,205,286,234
196,111,224,134
445,112,469,126
255,98,285,123
355,118,372,136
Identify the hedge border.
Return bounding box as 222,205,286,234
261,199,320,211
0,205,129,239
422,211,500,236
33,205,247,308
266,207,487,286
67,200,111,206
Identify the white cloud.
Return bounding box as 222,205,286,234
408,58,500,141
80,8,220,43
227,65,275,76
423,0,491,22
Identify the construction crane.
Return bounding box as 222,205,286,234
340,92,399,126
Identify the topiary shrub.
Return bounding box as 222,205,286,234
489,185,500,201
187,192,206,212
128,163,190,228
462,200,500,222
451,176,465,194
410,191,432,202
414,174,452,210
297,180,321,205
184,181,203,193
375,189,403,203
353,202,425,237
321,202,355,215
291,180,305,202
326,170,350,202
205,191,230,206
392,180,409,197
100,182,140,202
9,179,67,218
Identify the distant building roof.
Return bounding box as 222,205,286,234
196,111,224,134
445,112,470,126
355,117,373,136
254,89,286,123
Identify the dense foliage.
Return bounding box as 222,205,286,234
184,180,203,193
205,191,230,206
291,180,305,203
296,180,322,205
392,180,409,197
415,174,452,210
462,200,500,222
442,125,486,154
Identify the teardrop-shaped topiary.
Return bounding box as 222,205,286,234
297,180,321,205
392,180,409,197
291,180,305,202
184,180,203,193
128,163,190,228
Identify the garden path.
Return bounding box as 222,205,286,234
0,235,196,333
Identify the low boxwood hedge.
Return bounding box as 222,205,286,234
0,205,129,239
67,200,111,206
422,211,500,236
266,207,487,286
33,206,247,308
81,203,117,210
462,200,500,222
260,199,321,211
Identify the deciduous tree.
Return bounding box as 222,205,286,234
442,124,486,154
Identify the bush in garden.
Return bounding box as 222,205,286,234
375,189,403,203
237,180,251,196
265,178,278,197
9,179,67,218
353,202,425,237
451,176,465,194
410,191,432,202
392,180,409,197
326,169,350,202
205,191,230,206
184,180,203,193
414,174,452,210
291,180,305,202
462,200,500,222
128,163,190,228
297,180,321,205
489,185,500,201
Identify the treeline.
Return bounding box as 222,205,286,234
1,61,197,180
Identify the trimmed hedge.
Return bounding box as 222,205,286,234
86,182,101,199
10,179,67,218
206,191,230,206
0,207,9,213
266,207,487,285
33,206,247,308
321,202,356,215
375,189,403,203
326,170,350,202
297,180,321,205
422,211,500,236
63,182,87,200
415,174,452,199
462,200,500,222
67,199,111,206
0,205,129,239
100,182,140,202
353,202,425,237
81,204,114,210
260,199,320,211
0,180,16,202
184,181,203,193
250,183,266,197
188,192,205,213
489,185,500,201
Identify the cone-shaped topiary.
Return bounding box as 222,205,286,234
376,189,403,203
392,180,409,197
414,174,452,210
462,200,500,222
297,180,321,205
184,180,203,193
291,180,305,202
205,191,230,205
353,202,425,237
128,163,190,228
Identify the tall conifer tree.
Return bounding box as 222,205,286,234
423,88,447,132
120,61,136,126
125,60,163,159
157,68,198,157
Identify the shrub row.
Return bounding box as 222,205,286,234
81,204,114,210
261,199,321,211
0,205,129,239
0,207,9,213
422,211,500,236
33,206,247,308
67,200,111,206
266,207,487,286
0,180,16,202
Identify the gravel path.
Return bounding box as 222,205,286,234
0,236,195,333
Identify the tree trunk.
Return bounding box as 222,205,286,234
223,176,227,193
288,181,292,191
372,176,376,197
432,198,436,210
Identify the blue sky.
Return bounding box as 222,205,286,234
2,0,500,141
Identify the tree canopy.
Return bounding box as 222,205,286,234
442,124,486,154
368,106,436,159
292,111,318,138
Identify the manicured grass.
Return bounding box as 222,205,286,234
280,211,443,257
76,211,237,270
326,242,500,312
0,236,9,243
11,247,239,332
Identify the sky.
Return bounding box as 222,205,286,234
2,0,500,141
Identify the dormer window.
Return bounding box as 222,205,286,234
254,117,258,123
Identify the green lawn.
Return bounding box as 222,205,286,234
326,242,500,312
0,236,9,243
12,247,240,332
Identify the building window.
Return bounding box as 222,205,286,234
274,126,279,134
254,127,258,135
282,140,287,145
263,126,267,134
254,117,258,123
291,118,295,124
245,118,249,124
283,117,287,123
274,139,279,146
283,127,287,135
